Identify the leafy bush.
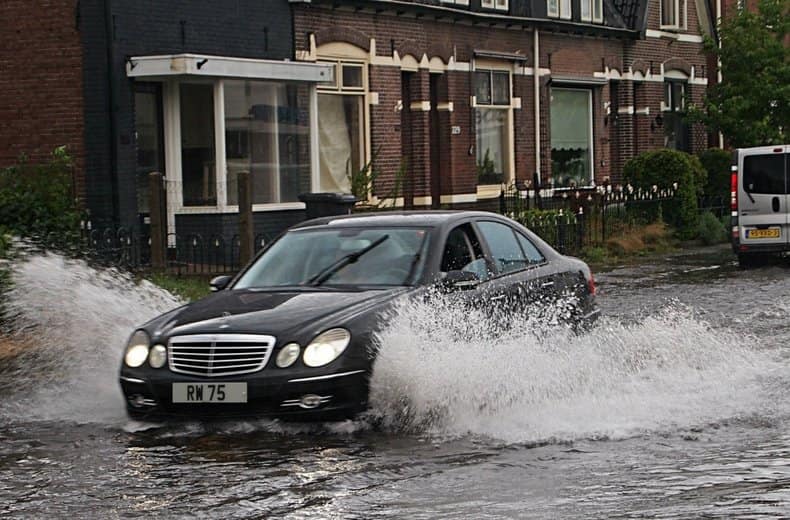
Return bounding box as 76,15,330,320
697,211,728,245
698,148,732,200
623,149,706,240
0,147,83,248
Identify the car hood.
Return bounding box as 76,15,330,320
145,287,409,342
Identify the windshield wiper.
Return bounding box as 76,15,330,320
307,234,390,286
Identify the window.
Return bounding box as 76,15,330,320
180,83,216,206
549,0,572,19
441,224,489,280
482,0,508,9
743,154,787,194
661,0,685,28
550,88,593,188
474,69,511,185
477,221,528,275
516,232,545,264
317,59,367,193
224,80,312,205
581,0,603,22
663,80,690,152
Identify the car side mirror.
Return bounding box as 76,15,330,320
441,270,480,291
209,275,232,292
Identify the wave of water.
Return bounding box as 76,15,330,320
0,252,183,424
0,252,785,444
368,297,785,443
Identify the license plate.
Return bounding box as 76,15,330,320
172,382,247,403
746,228,780,239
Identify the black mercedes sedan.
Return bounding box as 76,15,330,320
120,211,598,420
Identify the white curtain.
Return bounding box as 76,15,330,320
550,89,591,151
318,94,354,192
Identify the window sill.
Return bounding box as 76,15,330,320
174,202,307,215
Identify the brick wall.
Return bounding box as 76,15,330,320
0,0,85,200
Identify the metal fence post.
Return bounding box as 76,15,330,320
238,170,254,266
149,171,166,269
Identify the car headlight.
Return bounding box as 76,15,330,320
124,330,150,368
148,344,167,369
303,328,351,367
276,343,301,368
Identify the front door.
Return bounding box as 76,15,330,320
134,83,165,229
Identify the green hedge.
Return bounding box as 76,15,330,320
623,149,706,240
0,147,83,248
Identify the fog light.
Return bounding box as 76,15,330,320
300,394,323,409
276,343,301,368
148,344,167,369
129,394,146,408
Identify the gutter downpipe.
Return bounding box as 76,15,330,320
533,29,541,187
104,0,120,226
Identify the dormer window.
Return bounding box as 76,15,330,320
482,0,509,11
661,0,686,29
581,0,603,22
548,0,572,20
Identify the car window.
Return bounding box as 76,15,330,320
441,224,490,281
515,232,545,264
476,221,528,274
743,154,787,194
234,227,429,287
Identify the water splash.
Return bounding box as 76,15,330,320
368,297,784,443
0,252,183,424
0,252,784,445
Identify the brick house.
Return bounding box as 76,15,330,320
0,0,720,240
291,0,719,209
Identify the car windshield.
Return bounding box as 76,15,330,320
234,227,430,288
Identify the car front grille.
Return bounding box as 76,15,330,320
168,334,276,377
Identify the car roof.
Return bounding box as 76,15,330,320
292,210,506,230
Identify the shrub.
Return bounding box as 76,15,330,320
0,147,83,248
698,148,732,200
697,211,728,245
623,149,706,240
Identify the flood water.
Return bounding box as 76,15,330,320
1,245,789,518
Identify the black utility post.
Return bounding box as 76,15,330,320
238,171,254,266
149,171,166,270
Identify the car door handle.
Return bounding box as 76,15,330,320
772,197,781,212
490,294,506,301
541,281,555,288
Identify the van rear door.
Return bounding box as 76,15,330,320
738,146,789,248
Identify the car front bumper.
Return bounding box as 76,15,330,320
119,365,370,421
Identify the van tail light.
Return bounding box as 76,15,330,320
587,272,596,296
730,166,738,211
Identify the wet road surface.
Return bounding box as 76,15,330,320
1,245,788,518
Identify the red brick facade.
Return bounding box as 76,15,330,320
0,0,85,200
294,0,714,205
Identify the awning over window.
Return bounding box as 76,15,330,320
126,54,334,83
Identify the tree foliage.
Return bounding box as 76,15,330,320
695,0,789,147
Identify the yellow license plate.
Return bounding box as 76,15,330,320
746,228,781,239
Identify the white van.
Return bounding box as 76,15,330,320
731,145,790,266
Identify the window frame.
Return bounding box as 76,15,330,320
660,0,686,30
472,66,515,186
161,77,319,217
440,0,469,5
581,0,604,22
316,57,369,194
549,86,596,188
549,0,572,19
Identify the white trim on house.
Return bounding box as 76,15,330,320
127,54,335,83
645,29,702,42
